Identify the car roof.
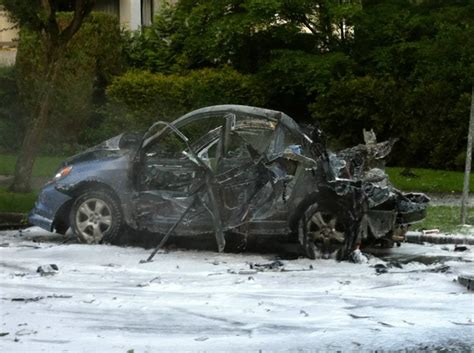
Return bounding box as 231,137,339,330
170,105,287,128
143,105,311,148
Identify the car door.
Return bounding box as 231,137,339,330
132,124,213,235
213,120,276,228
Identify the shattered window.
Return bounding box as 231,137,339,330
179,116,225,146
234,128,274,154
146,130,187,158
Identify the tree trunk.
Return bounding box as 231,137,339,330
9,61,60,193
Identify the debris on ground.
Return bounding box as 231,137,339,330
422,229,440,235
36,264,59,276
136,276,161,287
457,274,474,291
250,260,285,271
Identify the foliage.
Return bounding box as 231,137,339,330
102,67,267,138
312,0,473,169
14,12,123,153
120,0,473,170
123,0,361,73
259,49,354,117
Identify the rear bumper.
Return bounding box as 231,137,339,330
28,183,71,232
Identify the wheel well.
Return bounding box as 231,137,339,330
53,181,121,233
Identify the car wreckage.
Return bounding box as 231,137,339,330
29,105,429,260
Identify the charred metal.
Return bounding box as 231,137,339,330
29,105,429,260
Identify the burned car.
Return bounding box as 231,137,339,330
29,105,429,259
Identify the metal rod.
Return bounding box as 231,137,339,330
143,197,197,263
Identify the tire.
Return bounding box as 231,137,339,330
70,190,122,244
292,189,357,260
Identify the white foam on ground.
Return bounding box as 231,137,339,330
0,228,473,352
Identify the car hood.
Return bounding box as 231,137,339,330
62,133,142,167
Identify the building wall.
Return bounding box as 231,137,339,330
0,7,18,43
0,7,18,67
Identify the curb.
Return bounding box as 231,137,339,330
405,231,474,245
0,212,27,230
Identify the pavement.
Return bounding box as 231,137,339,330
0,227,473,352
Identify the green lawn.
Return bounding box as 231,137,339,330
0,154,64,177
386,167,473,193
0,187,37,213
414,205,474,234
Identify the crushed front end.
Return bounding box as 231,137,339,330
321,129,430,254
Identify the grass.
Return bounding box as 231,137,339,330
0,154,64,177
414,205,474,234
0,187,37,213
386,167,473,193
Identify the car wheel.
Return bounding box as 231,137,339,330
293,190,356,260
70,190,122,244
298,204,348,259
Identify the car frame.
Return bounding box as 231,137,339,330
29,105,429,259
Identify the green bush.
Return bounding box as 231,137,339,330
310,76,470,169
102,67,267,138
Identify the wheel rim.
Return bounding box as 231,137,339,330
305,211,346,259
75,198,112,243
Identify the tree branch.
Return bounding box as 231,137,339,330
43,0,60,45
301,16,319,36
59,0,95,45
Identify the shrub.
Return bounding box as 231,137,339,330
102,67,267,138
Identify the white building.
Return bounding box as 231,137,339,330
94,0,175,30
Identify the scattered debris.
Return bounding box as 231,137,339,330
373,263,449,275
36,264,59,276
450,321,474,326
101,263,121,268
422,229,440,235
457,274,473,291
11,296,43,303
300,310,309,317
236,269,258,275
250,260,285,272
136,276,161,287
9,294,72,303
378,321,395,327
350,249,369,264
349,314,372,319
374,264,388,274
15,329,37,336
